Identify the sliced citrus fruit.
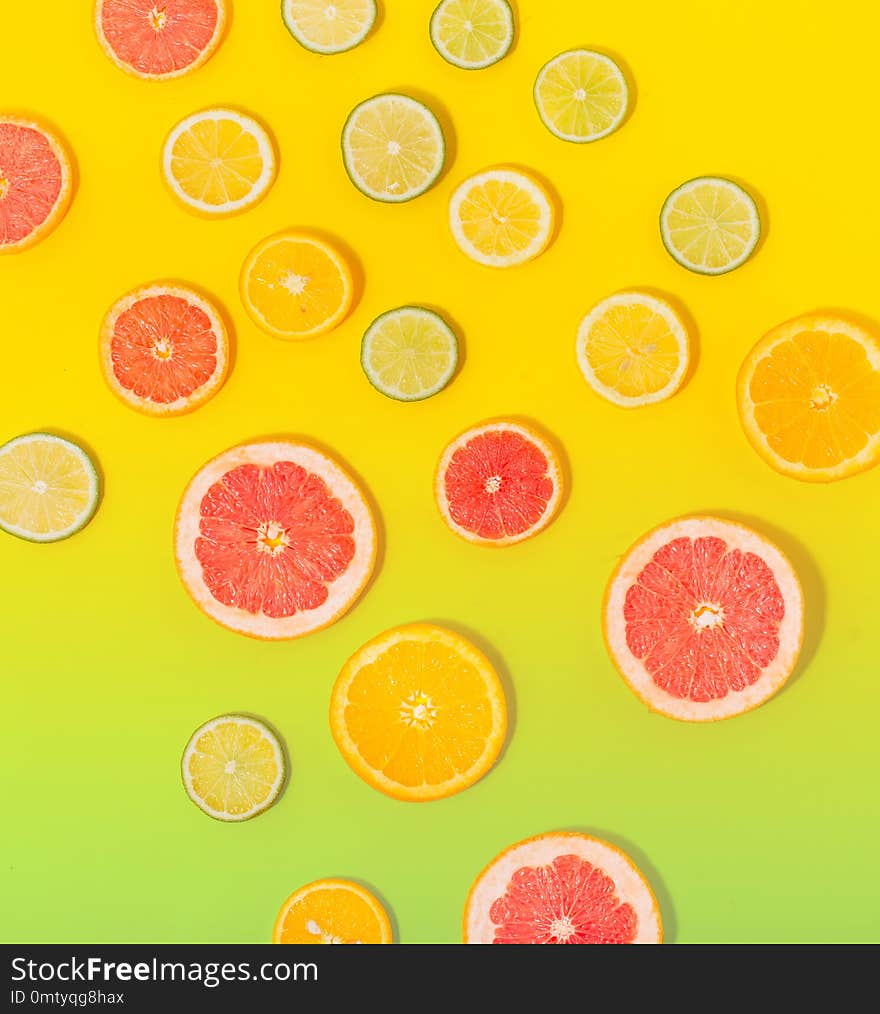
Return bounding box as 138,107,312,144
660,176,760,275
341,93,445,203
282,0,377,54
0,117,73,253
330,623,507,802
576,292,690,407
429,0,515,70
465,832,662,944
99,282,228,416
436,420,563,546
449,167,554,268
603,516,804,722
737,312,880,482
95,0,226,80
361,306,458,401
181,714,285,821
162,108,276,217
175,441,376,639
534,49,629,143
273,879,392,943
0,433,99,543
240,231,354,340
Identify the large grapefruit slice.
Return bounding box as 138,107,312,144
603,516,804,721
464,832,662,944
175,442,376,639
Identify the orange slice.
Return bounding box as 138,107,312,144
329,623,507,801
273,879,392,944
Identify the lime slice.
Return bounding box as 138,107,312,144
181,714,287,822
282,0,377,55
429,0,514,70
342,93,445,203
534,49,629,143
660,176,761,275
0,433,99,543
361,306,459,401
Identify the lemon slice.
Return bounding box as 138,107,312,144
342,93,445,203
660,176,760,275
282,0,376,54
361,306,459,401
576,292,690,407
181,714,286,822
429,0,514,69
162,108,277,217
534,49,629,143
0,433,99,543
449,167,554,267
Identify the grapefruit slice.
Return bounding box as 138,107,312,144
273,879,393,944
95,0,226,80
175,441,376,639
0,117,73,253
435,420,563,546
464,832,662,944
99,283,229,416
603,516,804,721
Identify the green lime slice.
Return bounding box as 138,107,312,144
361,306,459,401
429,0,514,70
282,0,377,55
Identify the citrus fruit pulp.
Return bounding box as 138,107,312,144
604,516,804,721
99,283,228,415
429,0,515,70
737,312,880,482
449,167,554,267
361,306,458,401
576,292,689,407
464,832,662,943
240,231,354,339
329,623,507,801
162,108,276,216
181,714,285,821
282,0,377,54
0,433,100,543
175,441,376,639
95,0,226,80
534,49,629,143
341,93,445,203
0,117,72,253
436,420,562,545
273,879,392,944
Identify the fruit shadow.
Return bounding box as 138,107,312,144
625,285,702,391
39,427,105,517
386,86,457,187
6,111,79,213
418,302,467,388
725,174,770,259
585,45,638,132
236,712,292,809
502,1,520,58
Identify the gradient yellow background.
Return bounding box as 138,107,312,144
2,1,879,943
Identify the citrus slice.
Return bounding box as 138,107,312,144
99,283,228,416
429,0,515,70
240,231,354,340
181,714,285,821
660,176,760,275
329,623,507,802
341,93,445,203
0,433,99,543
282,0,377,54
175,441,377,639
0,117,73,253
361,306,459,401
603,516,804,722
534,49,629,143
95,0,226,80
576,292,690,407
273,879,392,944
162,108,276,217
464,832,662,944
435,420,563,546
449,167,554,268
737,312,880,482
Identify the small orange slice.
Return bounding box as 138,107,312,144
273,879,392,944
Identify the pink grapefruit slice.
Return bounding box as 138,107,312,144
0,117,72,253
464,832,662,944
95,0,227,80
175,442,377,639
603,516,804,721
100,282,229,416
435,420,563,546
